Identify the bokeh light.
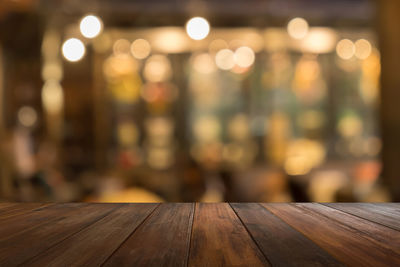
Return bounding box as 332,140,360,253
62,38,85,62
130,39,151,59
300,27,338,54
215,49,235,70
336,39,355,60
186,17,210,40
113,39,131,56
152,27,189,53
42,80,63,114
355,39,372,60
234,46,255,68
18,106,38,127
79,15,103,39
144,55,172,82
287,17,309,39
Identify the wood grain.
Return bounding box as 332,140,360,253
263,203,400,267
297,203,400,254
189,203,269,267
0,203,94,240
231,203,342,267
0,203,398,266
25,203,158,267
324,203,400,231
104,203,193,267
0,203,52,219
0,203,120,266
0,203,19,210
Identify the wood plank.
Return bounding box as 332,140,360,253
25,203,159,267
324,203,400,231
104,203,193,267
0,203,19,210
188,203,269,267
297,203,400,254
332,203,400,215
0,203,93,240
0,203,53,219
263,203,400,267
370,203,400,211
0,203,120,266
231,203,342,267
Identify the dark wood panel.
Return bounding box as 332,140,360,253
25,203,158,267
0,203,53,219
0,203,398,266
324,203,400,231
104,203,193,267
297,203,400,254
231,203,342,267
188,203,269,267
0,203,120,266
0,203,19,210
263,203,400,267
0,203,93,240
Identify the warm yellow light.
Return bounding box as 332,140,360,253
152,27,189,53
103,54,138,78
337,115,363,138
143,55,172,82
130,39,151,59
355,39,372,60
113,39,131,56
284,139,325,176
80,15,103,38
215,49,235,70
42,62,63,81
193,116,221,142
336,39,355,60
62,38,85,62
192,53,216,74
287,17,309,39
186,17,210,40
42,80,63,114
234,46,255,68
284,155,311,176
300,27,338,54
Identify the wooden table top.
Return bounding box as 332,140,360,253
0,203,399,266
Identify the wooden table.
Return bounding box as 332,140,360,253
0,203,399,266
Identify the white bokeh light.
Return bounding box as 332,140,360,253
215,49,235,70
80,15,103,38
234,46,255,68
62,38,85,62
186,17,210,40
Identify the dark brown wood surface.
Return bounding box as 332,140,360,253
0,202,398,266
189,203,269,266
104,203,193,267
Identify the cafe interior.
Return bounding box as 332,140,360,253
0,0,399,203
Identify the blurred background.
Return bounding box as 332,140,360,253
0,0,399,203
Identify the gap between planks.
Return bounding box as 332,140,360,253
229,203,273,266
100,203,161,266
19,204,123,266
